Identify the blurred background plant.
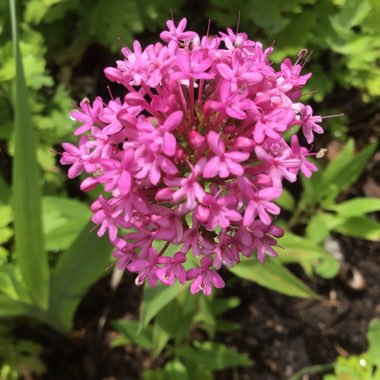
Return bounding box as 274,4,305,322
0,0,379,379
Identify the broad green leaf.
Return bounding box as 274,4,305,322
111,320,152,349
178,341,252,371
10,0,49,309
278,232,340,279
139,282,187,330
48,221,112,332
334,216,380,241
230,257,319,298
42,196,91,251
327,198,380,218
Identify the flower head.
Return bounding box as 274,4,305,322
61,18,323,294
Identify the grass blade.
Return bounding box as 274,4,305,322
10,0,49,308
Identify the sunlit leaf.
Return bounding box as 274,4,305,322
230,257,319,298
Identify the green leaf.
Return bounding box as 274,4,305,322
0,263,31,302
139,282,187,330
367,319,380,365
322,139,355,187
193,297,216,339
163,360,189,380
306,212,344,244
334,216,380,241
248,0,290,33
230,257,319,298
0,205,13,228
327,198,380,218
321,140,378,205
42,196,91,251
276,188,296,212
152,301,179,357
330,0,371,34
0,294,41,319
208,296,240,316
298,169,324,211
10,0,49,309
48,221,112,332
278,232,340,279
111,320,152,349
178,341,252,371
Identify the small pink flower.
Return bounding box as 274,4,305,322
203,131,249,178
156,252,187,285
186,257,225,295
128,247,160,287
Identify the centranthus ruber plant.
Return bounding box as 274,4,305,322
61,18,323,295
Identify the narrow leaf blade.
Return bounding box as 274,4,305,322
230,258,319,299
10,0,49,308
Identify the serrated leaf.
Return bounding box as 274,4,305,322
230,257,319,298
248,0,290,33
10,0,49,309
330,0,371,34
48,221,112,332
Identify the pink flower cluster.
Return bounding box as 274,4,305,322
61,18,323,295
